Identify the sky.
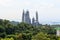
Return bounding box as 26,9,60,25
0,0,60,24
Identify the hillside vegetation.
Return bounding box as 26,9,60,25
0,19,59,40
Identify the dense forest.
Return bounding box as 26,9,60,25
0,19,60,40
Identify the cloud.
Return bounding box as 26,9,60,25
0,0,60,23
0,0,55,9
55,0,60,2
0,0,14,6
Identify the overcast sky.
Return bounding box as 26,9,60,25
0,0,60,24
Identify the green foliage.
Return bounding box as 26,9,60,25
0,25,5,33
0,19,4,25
0,38,14,40
0,19,58,40
32,32,50,40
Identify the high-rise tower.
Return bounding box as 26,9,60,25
36,11,39,26
22,10,25,22
22,10,40,25
32,17,35,25
24,10,31,24
36,11,38,22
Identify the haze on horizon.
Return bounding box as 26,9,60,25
0,0,60,24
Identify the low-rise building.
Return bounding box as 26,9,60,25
55,27,60,36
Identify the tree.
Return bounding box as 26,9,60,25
0,25,5,33
0,25,6,38
0,19,3,25
32,32,50,40
5,24,15,34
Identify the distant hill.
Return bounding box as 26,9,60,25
10,21,19,26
